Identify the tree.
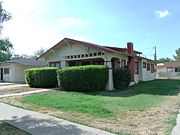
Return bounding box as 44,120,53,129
32,47,46,58
12,48,46,60
0,1,11,33
12,54,30,59
0,38,13,61
157,57,173,63
0,2,12,62
173,48,180,61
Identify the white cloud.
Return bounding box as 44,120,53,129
1,1,90,55
58,17,91,29
1,0,56,55
155,10,170,18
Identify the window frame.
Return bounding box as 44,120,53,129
4,68,10,75
135,62,139,74
49,61,61,67
143,62,146,68
121,59,126,69
147,63,150,71
151,64,155,73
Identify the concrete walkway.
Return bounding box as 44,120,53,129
171,110,180,135
0,83,27,90
0,89,51,98
0,102,116,135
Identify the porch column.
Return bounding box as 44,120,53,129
105,60,114,91
61,61,67,67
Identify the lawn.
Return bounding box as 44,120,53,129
2,79,180,135
0,121,29,135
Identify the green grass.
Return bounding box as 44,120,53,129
23,92,113,117
0,121,30,135
22,79,180,117
165,111,178,134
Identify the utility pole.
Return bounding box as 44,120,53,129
154,46,157,62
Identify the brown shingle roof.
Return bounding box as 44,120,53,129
0,58,47,67
164,61,180,67
38,38,142,59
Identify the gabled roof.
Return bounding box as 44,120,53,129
157,61,180,68
0,58,46,67
38,38,142,59
103,46,142,55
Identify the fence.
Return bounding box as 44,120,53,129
157,71,180,79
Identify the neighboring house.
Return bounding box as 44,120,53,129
0,58,46,83
38,38,156,90
157,61,180,77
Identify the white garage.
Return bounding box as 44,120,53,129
0,58,46,83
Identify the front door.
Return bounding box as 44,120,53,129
0,68,3,81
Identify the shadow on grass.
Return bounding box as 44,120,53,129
0,120,30,135
5,115,90,135
85,79,180,97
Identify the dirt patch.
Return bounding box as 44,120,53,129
2,95,180,135
0,85,58,95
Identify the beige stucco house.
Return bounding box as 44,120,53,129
157,61,180,77
38,38,156,90
0,58,46,83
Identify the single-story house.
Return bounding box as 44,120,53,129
157,61,180,77
38,38,156,90
0,58,46,83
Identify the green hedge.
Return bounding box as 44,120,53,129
57,65,108,92
25,67,58,88
113,68,131,90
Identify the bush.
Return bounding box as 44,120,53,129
25,67,58,88
57,65,108,92
113,68,131,89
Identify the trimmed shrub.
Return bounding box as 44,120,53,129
57,65,108,92
25,67,58,88
113,68,131,90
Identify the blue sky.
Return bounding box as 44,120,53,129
2,0,180,59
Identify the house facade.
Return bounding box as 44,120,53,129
157,61,180,77
38,38,156,90
0,58,46,83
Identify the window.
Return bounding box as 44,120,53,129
151,64,154,73
69,61,76,66
89,53,93,57
49,61,61,67
93,53,97,56
121,59,126,69
147,63,150,71
135,62,139,74
175,67,180,72
167,67,173,72
98,52,101,56
4,68,9,74
143,62,146,68
82,61,91,66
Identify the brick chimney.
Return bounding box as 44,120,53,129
127,42,135,82
127,42,133,55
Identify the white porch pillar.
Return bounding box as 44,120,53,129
61,61,67,67
105,60,114,91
